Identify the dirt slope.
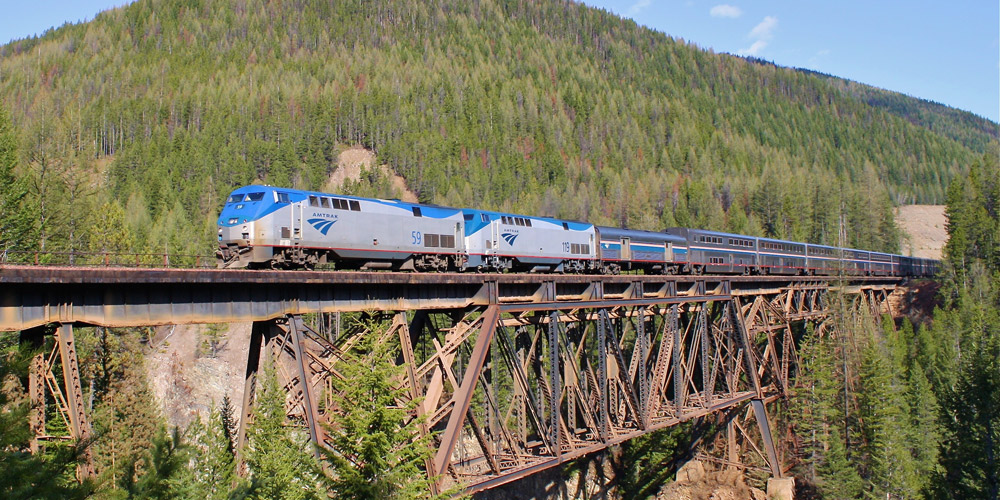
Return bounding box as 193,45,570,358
895,205,947,260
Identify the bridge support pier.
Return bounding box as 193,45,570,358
22,323,95,480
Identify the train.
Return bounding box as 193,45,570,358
216,185,938,277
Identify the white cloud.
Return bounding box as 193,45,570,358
629,0,652,15
808,49,832,70
739,16,777,56
710,4,742,18
749,16,778,40
738,40,768,56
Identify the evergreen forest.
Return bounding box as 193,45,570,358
0,0,998,498
0,0,995,261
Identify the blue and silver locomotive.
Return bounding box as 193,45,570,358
216,185,938,277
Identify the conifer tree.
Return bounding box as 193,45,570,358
0,346,92,499
244,362,322,500
321,318,446,500
174,403,245,500
856,323,919,500
0,106,37,261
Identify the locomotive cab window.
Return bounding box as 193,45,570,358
481,214,489,222
309,196,320,207
525,219,532,227
464,213,474,221
276,192,290,203
245,192,265,202
349,200,361,211
228,194,242,203
320,197,331,208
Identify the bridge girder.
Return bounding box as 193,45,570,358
6,268,900,493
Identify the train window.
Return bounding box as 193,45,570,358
525,219,532,227
441,235,455,248
412,207,422,217
583,244,589,254
228,194,242,203
563,222,569,230
501,216,508,224
571,243,580,254
425,234,439,247
349,200,361,211
245,192,265,202
464,213,474,221
276,192,290,203
309,196,319,207
481,214,489,222
515,218,523,226
320,197,331,208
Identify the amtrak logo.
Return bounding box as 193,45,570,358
500,231,519,245
307,216,339,235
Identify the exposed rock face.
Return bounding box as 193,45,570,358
328,146,418,202
146,323,252,430
895,205,947,260
656,460,766,500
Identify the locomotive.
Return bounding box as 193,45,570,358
216,185,938,277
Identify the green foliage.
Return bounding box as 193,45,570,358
321,318,446,500
943,152,1000,275
89,333,165,495
0,0,991,258
0,105,38,260
0,344,93,499
856,321,920,499
619,422,702,499
791,325,862,498
199,323,228,358
244,362,322,500
172,402,245,500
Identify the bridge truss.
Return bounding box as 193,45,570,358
1,268,898,492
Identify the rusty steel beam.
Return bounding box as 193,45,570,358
433,305,500,478
11,268,903,491
0,265,900,331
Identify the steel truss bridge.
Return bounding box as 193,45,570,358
1,267,900,493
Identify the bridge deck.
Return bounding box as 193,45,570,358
0,265,900,331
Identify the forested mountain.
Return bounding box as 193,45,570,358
0,0,995,260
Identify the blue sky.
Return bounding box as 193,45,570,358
1,0,997,122
582,0,999,122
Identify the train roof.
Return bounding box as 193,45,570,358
596,226,686,244
667,227,760,240
461,208,593,230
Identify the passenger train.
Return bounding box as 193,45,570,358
216,185,938,277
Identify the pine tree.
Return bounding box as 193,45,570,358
321,319,446,500
0,346,92,499
244,362,322,500
174,403,245,500
0,106,37,261
856,325,919,500
793,325,862,498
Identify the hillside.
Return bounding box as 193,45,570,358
0,0,995,261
